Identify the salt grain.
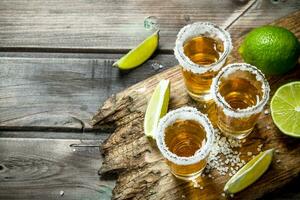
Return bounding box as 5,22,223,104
151,63,165,71
247,152,252,156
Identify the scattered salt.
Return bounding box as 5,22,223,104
247,152,252,156
207,130,245,176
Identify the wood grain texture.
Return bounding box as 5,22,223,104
0,130,109,139
0,137,114,200
0,54,176,130
228,0,300,39
0,0,298,51
93,11,300,200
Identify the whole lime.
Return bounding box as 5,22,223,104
239,26,300,75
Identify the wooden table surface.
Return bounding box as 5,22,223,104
0,0,299,199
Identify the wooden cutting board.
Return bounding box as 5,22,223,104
92,11,300,200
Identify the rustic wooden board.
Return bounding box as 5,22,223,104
93,11,300,199
0,0,298,51
0,137,114,200
0,54,175,130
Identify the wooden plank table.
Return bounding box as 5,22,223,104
0,0,299,199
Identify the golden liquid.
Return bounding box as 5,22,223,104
217,77,263,138
182,36,224,101
164,119,207,180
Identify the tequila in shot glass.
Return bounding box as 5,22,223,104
174,22,232,102
211,63,270,139
156,107,214,181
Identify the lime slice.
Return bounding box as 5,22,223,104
144,80,170,138
271,82,300,137
113,30,159,70
224,149,274,194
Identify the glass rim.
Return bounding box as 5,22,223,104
156,106,214,165
211,63,270,118
174,21,232,74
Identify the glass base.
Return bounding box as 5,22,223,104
187,90,212,102
217,122,253,139
195,99,217,127
170,168,204,181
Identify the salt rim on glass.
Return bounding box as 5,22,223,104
155,107,214,165
211,63,270,118
174,22,232,74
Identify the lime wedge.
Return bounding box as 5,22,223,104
144,80,170,138
271,82,300,137
113,30,159,70
224,149,274,194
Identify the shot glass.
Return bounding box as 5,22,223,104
174,22,232,102
211,63,270,139
156,107,214,181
